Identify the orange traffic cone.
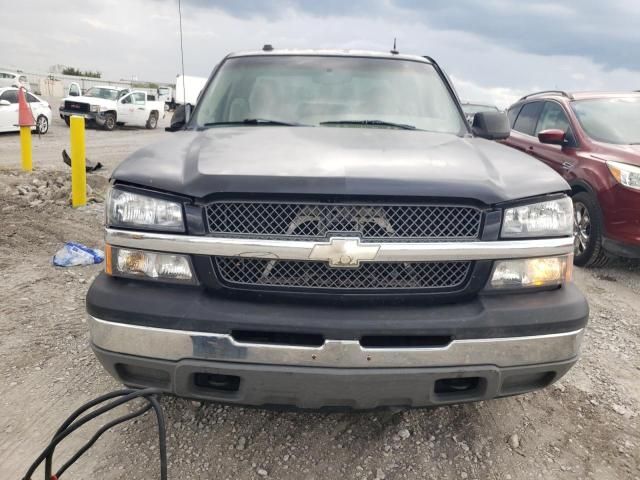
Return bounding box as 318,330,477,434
18,87,35,126
18,87,34,171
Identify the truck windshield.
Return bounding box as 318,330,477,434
193,55,467,134
83,87,120,100
572,97,640,145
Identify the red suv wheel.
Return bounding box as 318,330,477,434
572,193,609,267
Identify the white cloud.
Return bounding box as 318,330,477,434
82,17,113,31
451,76,522,110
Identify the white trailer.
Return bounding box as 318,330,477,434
175,75,207,106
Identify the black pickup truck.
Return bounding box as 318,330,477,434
87,48,588,409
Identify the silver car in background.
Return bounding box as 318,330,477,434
0,71,31,91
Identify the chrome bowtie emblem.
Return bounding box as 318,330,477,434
308,237,380,267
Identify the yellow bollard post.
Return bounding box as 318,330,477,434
20,126,32,171
70,115,87,207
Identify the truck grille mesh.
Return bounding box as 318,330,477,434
64,101,90,113
205,202,482,241
215,257,472,291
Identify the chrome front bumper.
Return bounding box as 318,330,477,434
88,316,583,369
105,228,574,263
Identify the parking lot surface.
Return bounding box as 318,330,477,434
0,116,638,479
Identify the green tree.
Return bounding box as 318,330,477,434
62,67,102,78
133,82,159,89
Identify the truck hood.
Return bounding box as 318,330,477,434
61,96,115,107
112,127,569,205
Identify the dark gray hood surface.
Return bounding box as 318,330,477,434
112,127,569,205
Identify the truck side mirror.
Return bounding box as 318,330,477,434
166,103,191,132
472,111,510,140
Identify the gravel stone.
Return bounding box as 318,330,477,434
611,404,628,415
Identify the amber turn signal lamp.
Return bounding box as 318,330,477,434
104,244,112,275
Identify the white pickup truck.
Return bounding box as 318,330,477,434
59,84,164,130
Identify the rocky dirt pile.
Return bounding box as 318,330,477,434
1,169,109,208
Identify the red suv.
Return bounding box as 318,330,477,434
504,91,640,266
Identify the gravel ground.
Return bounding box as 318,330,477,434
0,118,638,479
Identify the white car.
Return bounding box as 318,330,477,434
0,71,30,91
59,84,165,130
0,87,51,134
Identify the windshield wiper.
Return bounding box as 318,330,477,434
320,120,418,130
203,118,309,127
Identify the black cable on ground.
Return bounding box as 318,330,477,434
44,388,135,475
146,394,168,480
55,403,152,478
43,389,161,479
22,388,167,480
53,389,133,438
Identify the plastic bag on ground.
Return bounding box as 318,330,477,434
53,242,104,267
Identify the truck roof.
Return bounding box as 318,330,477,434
227,48,433,64
91,85,127,91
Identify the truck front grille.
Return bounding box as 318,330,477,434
214,257,472,292
205,201,482,242
64,101,90,113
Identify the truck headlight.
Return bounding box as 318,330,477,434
106,246,195,284
501,197,573,238
90,104,99,112
607,161,640,191
487,255,572,290
106,188,185,232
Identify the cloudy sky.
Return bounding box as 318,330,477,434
2,0,639,107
